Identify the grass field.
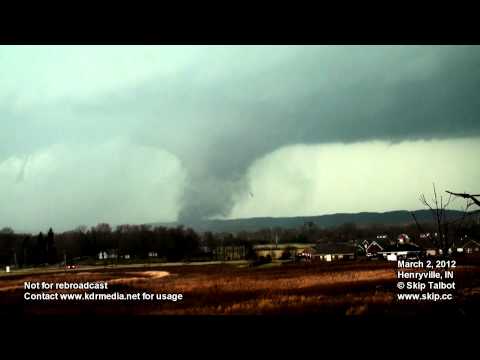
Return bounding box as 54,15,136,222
1,259,479,316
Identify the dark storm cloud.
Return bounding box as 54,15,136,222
2,45,480,223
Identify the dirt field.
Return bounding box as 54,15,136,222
1,260,479,316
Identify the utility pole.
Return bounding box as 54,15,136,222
270,227,274,259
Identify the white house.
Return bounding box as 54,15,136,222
366,241,384,257
460,239,480,254
377,243,422,261
310,243,356,262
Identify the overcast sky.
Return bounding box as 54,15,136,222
1,45,479,232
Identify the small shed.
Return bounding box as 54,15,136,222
98,249,117,260
254,244,312,260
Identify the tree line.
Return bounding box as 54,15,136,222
0,224,254,267
1,215,479,267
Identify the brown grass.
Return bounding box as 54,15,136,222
1,260,479,316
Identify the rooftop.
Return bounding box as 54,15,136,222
313,243,356,254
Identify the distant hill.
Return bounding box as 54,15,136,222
151,209,473,233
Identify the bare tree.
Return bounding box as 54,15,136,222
445,191,480,207
419,184,452,252
445,190,480,230
417,184,479,254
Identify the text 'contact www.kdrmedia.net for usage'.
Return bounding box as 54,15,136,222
23,281,183,302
